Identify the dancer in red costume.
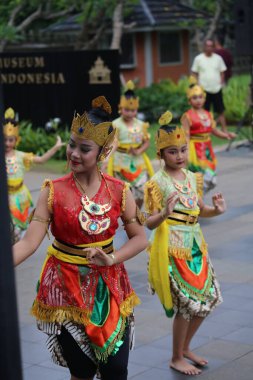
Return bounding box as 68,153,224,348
181,78,231,193
13,96,147,380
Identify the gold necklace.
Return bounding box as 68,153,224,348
73,172,113,234
73,173,87,193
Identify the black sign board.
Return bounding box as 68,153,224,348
0,50,120,126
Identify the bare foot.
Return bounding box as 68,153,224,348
183,350,208,367
170,358,202,375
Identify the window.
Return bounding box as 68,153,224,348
120,34,136,68
159,32,182,65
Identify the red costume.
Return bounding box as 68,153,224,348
32,172,140,365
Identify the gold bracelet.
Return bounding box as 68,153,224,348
160,209,167,220
109,253,116,265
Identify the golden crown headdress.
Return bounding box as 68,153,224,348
71,96,116,149
3,107,19,138
187,75,206,99
119,80,139,110
156,110,187,151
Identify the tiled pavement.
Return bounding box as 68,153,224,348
15,145,253,379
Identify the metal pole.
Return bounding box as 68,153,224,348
0,126,23,378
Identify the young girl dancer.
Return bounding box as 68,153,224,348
181,78,231,193
4,107,64,241
107,80,154,207
144,111,226,375
13,96,147,380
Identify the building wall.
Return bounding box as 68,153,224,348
152,30,189,84
121,33,146,87
121,30,190,87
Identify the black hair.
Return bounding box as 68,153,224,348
158,124,177,134
124,89,137,99
87,107,113,135
3,117,18,126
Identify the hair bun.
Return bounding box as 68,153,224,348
92,96,112,115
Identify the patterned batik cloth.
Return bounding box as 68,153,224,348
144,168,223,320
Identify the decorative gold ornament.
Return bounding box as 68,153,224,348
156,110,187,151
189,75,197,86
3,107,19,138
5,108,15,119
125,80,135,90
158,111,173,126
71,96,116,148
187,76,206,100
119,80,139,110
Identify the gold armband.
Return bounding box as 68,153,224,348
122,206,147,227
29,209,51,239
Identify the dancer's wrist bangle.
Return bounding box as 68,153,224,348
161,209,167,220
109,253,115,265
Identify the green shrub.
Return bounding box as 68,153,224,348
18,122,69,160
136,75,250,124
136,78,189,122
223,75,251,123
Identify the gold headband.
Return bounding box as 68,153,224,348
156,111,187,151
119,80,139,110
187,84,206,100
70,96,116,149
3,107,19,138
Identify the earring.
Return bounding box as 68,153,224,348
65,157,70,171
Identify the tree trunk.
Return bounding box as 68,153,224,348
110,2,124,50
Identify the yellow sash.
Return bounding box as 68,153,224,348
42,237,114,270
148,221,174,317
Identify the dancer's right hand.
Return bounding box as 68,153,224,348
162,191,179,218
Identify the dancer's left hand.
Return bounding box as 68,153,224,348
55,135,66,149
212,192,226,214
83,247,114,266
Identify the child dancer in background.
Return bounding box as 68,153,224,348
107,80,154,208
4,107,64,241
144,111,226,375
181,77,231,193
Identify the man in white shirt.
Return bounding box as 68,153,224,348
191,39,235,138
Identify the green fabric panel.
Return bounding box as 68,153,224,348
91,275,109,326
188,163,203,173
205,146,212,161
163,305,174,318
91,316,124,355
187,239,203,274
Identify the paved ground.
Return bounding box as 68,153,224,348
15,144,253,380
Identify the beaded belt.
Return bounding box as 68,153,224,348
168,211,198,225
8,181,24,192
117,145,141,153
52,239,114,257
191,134,210,141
